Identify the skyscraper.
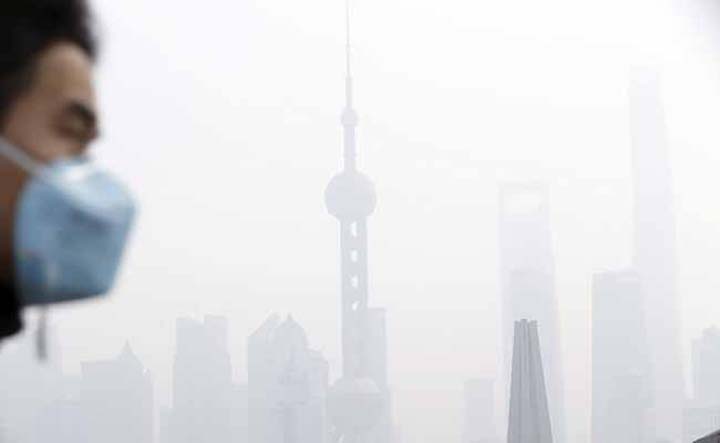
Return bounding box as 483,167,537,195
168,315,235,443
498,183,565,443
507,319,553,443
591,270,650,443
630,68,683,441
248,314,329,443
463,378,496,443
324,2,392,441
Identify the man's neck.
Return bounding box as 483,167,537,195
0,232,12,284
0,192,14,284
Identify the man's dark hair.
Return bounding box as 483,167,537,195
0,0,97,126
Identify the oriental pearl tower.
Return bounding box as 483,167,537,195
325,2,390,442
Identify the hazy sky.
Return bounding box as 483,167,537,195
9,0,720,441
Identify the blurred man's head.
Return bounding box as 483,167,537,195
0,0,98,286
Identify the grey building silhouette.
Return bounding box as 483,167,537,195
166,316,235,443
248,314,329,443
79,343,154,443
591,270,650,443
507,319,553,443
630,68,684,442
684,328,720,442
27,342,153,443
230,383,250,442
498,183,565,443
324,2,393,442
462,378,496,443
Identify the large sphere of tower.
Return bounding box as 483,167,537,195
325,170,377,220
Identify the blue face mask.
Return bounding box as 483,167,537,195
0,138,136,306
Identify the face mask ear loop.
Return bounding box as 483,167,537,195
36,308,48,362
0,137,45,178
35,261,57,362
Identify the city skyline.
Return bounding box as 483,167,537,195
4,0,720,442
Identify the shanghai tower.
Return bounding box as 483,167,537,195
630,68,683,442
325,2,392,442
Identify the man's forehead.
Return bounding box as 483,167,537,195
32,42,96,110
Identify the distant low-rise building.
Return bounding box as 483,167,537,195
685,327,720,443
80,343,154,443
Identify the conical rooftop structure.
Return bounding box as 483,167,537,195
695,430,720,443
507,319,553,443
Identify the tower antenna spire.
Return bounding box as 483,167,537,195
345,0,353,107
345,0,351,73
340,0,358,170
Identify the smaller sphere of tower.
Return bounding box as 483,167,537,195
325,170,377,220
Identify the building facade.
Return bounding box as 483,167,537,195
248,314,329,443
167,316,235,443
